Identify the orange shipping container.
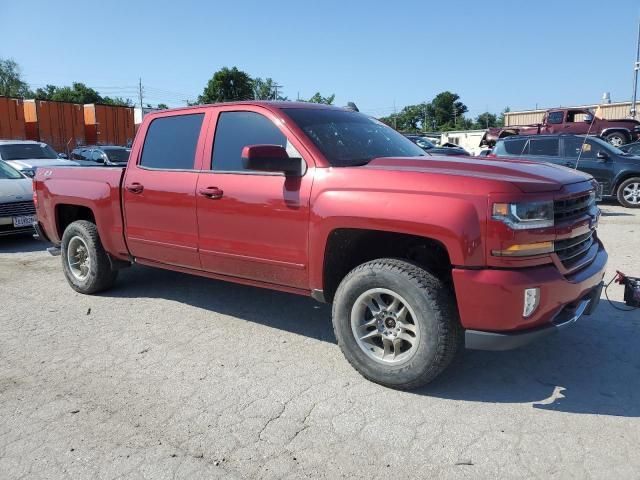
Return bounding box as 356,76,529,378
23,99,85,154
0,97,26,140
84,104,135,147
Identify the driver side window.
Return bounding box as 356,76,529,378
211,111,301,173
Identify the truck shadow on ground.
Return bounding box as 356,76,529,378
0,235,47,254
109,266,639,418
111,265,335,343
423,301,640,417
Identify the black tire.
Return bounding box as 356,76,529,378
61,220,118,294
331,258,461,390
616,177,640,208
604,132,628,147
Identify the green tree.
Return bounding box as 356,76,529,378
197,67,254,103
425,91,468,130
102,96,134,107
0,58,30,97
45,82,103,103
28,82,132,106
306,92,335,105
474,112,498,129
157,103,169,109
379,102,430,132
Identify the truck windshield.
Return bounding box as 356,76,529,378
0,143,58,160
104,149,130,164
283,108,426,166
0,161,23,179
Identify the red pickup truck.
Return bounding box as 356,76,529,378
483,107,640,147
33,102,607,389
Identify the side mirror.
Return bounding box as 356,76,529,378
58,153,68,159
596,150,609,161
584,114,594,123
241,145,303,176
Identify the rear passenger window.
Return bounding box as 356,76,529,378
495,138,528,156
212,111,298,172
140,114,204,169
529,138,559,156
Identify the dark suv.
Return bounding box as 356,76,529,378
70,145,130,166
492,134,640,208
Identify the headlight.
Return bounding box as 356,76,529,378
492,201,554,230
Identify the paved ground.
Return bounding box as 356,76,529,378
1,202,639,479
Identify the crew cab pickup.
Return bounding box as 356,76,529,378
483,107,640,148
33,102,607,389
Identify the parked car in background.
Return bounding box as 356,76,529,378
405,135,469,156
483,108,640,147
620,140,640,156
0,140,77,177
0,160,36,236
492,134,640,208
70,145,130,166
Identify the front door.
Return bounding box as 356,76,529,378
123,111,207,269
196,107,313,289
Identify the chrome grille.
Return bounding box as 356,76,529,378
0,201,36,218
554,192,595,223
555,230,595,267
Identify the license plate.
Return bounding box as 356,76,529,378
13,215,36,228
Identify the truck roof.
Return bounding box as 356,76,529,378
145,101,346,116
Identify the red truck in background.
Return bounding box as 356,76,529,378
33,102,607,389
483,107,640,147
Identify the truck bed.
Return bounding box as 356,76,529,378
34,166,129,259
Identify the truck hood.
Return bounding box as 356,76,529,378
5,158,77,169
0,178,33,203
364,156,592,193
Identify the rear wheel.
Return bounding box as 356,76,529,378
332,258,461,390
61,220,118,294
605,132,628,147
617,177,640,208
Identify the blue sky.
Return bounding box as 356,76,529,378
2,0,640,119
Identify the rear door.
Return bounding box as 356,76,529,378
123,110,209,269
195,106,313,289
526,137,561,166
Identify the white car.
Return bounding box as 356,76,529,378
0,140,77,177
0,160,36,236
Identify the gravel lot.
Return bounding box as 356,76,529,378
1,202,639,479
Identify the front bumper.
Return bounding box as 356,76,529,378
453,242,607,350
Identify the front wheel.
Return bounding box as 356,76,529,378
605,132,628,147
331,258,461,390
61,220,118,294
617,177,640,208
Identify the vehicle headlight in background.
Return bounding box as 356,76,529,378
492,201,554,230
22,169,35,178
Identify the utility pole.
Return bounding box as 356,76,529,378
272,83,283,100
138,77,144,112
631,18,640,118
393,100,397,130
423,105,427,133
